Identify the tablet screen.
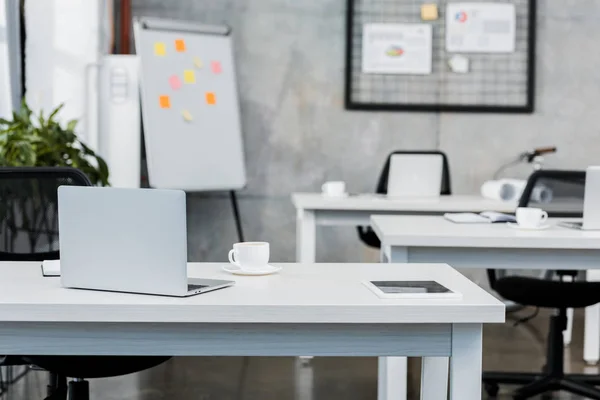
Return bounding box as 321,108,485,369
370,280,452,294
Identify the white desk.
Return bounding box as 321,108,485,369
292,193,517,262
0,262,504,400
371,215,600,365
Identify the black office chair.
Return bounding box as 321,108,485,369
483,169,600,399
357,150,451,248
0,167,170,400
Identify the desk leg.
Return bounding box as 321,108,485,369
378,246,408,400
584,270,600,364
449,324,482,400
378,357,407,400
296,209,316,263
421,357,448,400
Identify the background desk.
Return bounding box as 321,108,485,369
371,215,600,365
292,193,517,262
0,262,503,400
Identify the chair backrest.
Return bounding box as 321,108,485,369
487,169,586,289
375,150,451,195
0,167,92,261
357,150,452,248
517,169,586,217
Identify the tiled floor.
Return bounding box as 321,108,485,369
1,308,598,399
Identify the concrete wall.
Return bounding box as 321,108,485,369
132,0,600,264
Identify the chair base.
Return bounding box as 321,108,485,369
483,309,600,399
45,377,89,400
484,372,600,399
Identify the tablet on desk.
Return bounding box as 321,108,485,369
363,280,462,299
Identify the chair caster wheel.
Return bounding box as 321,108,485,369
485,382,499,397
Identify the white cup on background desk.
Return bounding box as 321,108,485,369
321,181,346,197
516,207,548,228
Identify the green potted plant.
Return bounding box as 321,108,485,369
0,100,109,185
0,101,110,254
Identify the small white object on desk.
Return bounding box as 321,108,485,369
223,264,281,276
226,241,281,276
516,207,548,229
41,260,60,277
321,181,347,197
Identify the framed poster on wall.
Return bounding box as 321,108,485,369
344,0,537,113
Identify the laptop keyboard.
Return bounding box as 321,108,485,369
188,284,207,291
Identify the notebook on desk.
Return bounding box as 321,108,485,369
444,211,516,224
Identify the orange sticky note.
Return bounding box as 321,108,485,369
211,61,222,74
159,95,170,109
175,39,186,52
154,42,166,56
183,70,195,84
206,92,216,105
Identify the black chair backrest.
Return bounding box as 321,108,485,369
357,150,452,248
0,167,92,261
518,169,586,216
487,169,586,289
375,150,451,195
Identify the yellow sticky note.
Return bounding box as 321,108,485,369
182,110,193,121
193,57,203,69
206,92,216,105
154,42,166,56
421,4,439,21
175,39,186,52
183,70,196,84
159,95,170,109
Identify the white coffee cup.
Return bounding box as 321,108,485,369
322,181,346,197
228,242,270,271
516,207,548,228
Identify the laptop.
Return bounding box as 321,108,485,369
560,166,600,230
58,186,234,297
387,154,443,197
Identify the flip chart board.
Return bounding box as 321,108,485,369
134,18,246,190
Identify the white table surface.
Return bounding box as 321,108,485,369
292,193,519,263
371,216,600,250
0,262,502,324
0,262,504,400
370,215,600,366
292,193,517,213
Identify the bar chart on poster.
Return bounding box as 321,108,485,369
134,18,246,191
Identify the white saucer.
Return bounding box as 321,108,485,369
222,264,282,276
507,222,551,231
322,192,348,198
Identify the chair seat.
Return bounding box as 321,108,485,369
495,276,600,309
22,356,170,379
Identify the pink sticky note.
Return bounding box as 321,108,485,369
169,75,182,90
211,61,222,74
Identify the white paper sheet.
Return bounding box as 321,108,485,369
446,3,516,53
362,23,432,74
